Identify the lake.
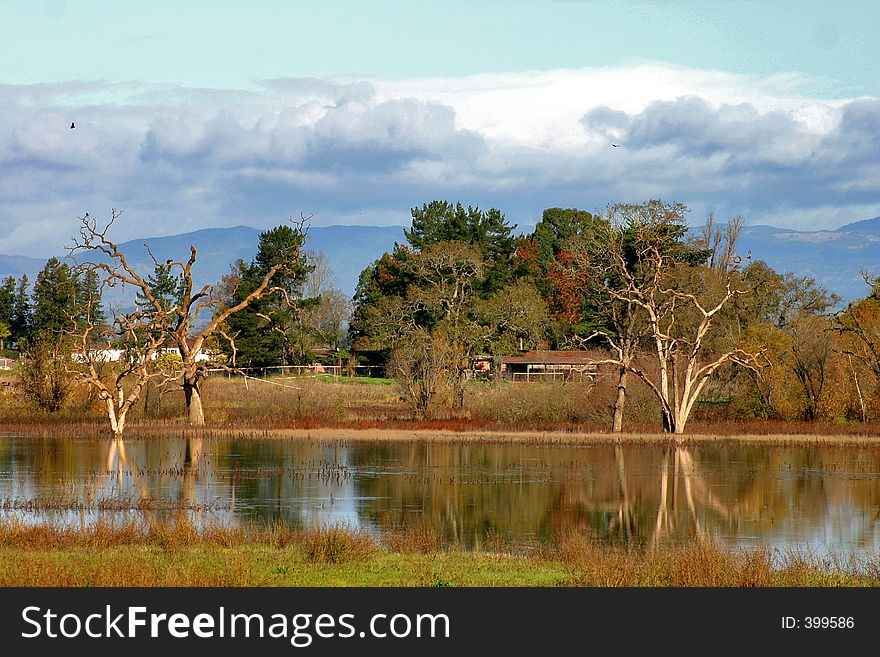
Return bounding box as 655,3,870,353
1,434,879,554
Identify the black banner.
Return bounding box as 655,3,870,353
0,587,872,655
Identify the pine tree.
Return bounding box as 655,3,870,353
406,201,518,294
221,225,312,367
0,321,9,352
32,258,79,337
11,275,32,345
0,276,15,332
137,262,184,314
77,268,105,327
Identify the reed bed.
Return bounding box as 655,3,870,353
0,495,227,512
0,519,877,587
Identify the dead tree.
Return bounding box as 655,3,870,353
576,202,765,435
407,242,484,408
70,209,308,426
833,273,880,393
68,295,172,439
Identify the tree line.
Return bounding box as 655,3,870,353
0,259,104,350
349,199,877,434
8,202,880,439
7,211,349,437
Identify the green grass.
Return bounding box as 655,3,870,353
315,375,395,386
1,521,879,587
0,545,569,587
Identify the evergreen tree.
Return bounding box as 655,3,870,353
348,246,414,353
220,225,312,367
0,276,15,333
77,268,106,327
11,275,32,344
136,262,183,315
350,201,522,354
530,208,603,280
32,258,79,337
406,201,518,294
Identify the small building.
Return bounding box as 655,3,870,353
0,357,13,370
471,355,493,380
499,350,599,382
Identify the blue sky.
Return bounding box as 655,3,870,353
0,0,878,254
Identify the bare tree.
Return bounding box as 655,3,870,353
70,209,309,426
301,251,352,353
698,213,744,275
563,233,642,432
68,296,171,439
408,241,485,408
303,251,334,299
562,204,668,433
788,314,835,421
578,201,764,434
388,328,450,418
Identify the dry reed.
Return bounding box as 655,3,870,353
0,520,878,586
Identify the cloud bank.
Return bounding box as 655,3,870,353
0,62,877,256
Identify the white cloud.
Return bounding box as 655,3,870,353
0,62,877,256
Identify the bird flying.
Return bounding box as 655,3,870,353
70,122,75,129
612,143,619,147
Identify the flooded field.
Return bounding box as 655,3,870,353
1,434,879,554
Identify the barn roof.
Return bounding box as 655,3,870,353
499,350,600,365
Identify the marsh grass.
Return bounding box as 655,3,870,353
0,519,877,587
381,523,442,554
549,531,880,587
7,373,880,440
0,496,228,512
297,524,376,563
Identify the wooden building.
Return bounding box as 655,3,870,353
498,350,599,382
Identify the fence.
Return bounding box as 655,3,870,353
206,364,386,380
506,369,598,383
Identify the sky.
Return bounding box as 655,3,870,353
0,0,878,255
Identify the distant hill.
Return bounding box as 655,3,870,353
837,216,880,233
3,217,879,305
733,218,880,301
80,224,408,308
0,253,44,282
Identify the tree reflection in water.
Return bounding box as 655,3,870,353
0,437,878,554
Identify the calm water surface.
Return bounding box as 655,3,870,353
2,434,880,554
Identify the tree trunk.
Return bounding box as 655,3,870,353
452,370,465,408
661,408,676,434
611,367,629,433
849,356,867,422
142,382,152,417
673,414,687,434
105,398,125,439
184,379,206,426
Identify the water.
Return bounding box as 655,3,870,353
1,434,880,554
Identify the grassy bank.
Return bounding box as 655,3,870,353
0,520,877,587
5,375,880,441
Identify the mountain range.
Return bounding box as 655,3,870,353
0,218,878,305
0,225,407,308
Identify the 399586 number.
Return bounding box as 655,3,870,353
782,616,854,629
804,617,854,629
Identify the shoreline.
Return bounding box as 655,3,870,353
235,427,880,445
97,425,880,445
5,422,880,445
